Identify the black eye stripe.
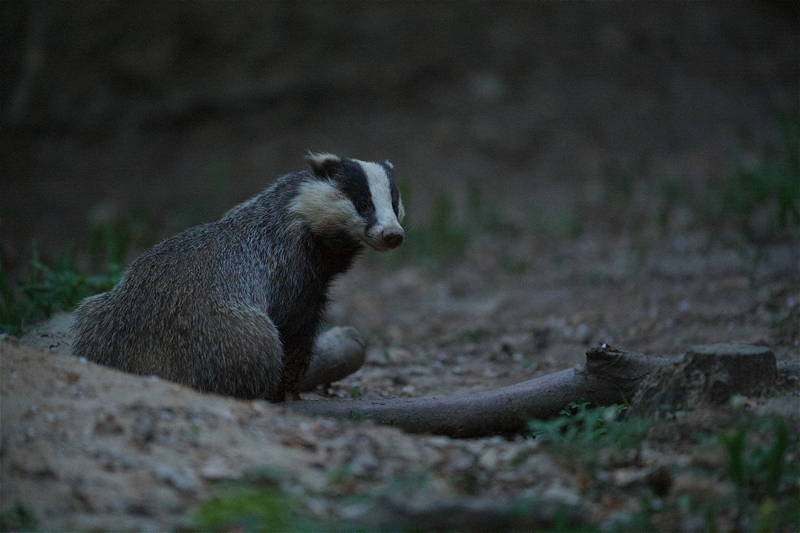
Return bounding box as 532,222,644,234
334,158,400,225
357,199,373,214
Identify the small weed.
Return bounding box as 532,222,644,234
719,424,747,482
87,219,132,270
527,402,651,452
192,467,298,532
0,246,124,336
460,328,486,344
427,194,473,258
719,418,793,500
348,410,372,421
324,465,355,494
194,487,290,533
655,179,685,231
719,113,800,237
466,179,513,234
350,384,362,400
85,202,157,269
684,416,800,532
1,203,141,335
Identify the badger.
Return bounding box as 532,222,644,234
72,153,405,401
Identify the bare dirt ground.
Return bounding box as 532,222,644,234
3,234,799,531
1,3,798,531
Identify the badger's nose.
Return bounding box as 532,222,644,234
381,228,404,249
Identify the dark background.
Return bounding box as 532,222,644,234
1,1,797,276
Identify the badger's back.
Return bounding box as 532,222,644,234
73,175,318,394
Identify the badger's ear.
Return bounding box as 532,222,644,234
306,152,342,178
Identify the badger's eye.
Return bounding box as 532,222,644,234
357,200,370,214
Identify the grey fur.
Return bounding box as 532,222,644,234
72,155,403,401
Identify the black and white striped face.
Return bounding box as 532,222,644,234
291,153,405,251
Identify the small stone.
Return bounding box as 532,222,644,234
152,462,199,493
365,347,389,367
386,348,416,366
199,455,235,480
349,453,379,476
478,448,498,469
612,468,648,488
540,484,581,507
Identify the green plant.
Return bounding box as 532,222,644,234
460,328,486,344
0,246,124,336
528,402,651,451
193,467,296,533
194,488,290,533
655,179,685,231
720,114,800,236
87,219,132,271
466,179,513,234
350,384,362,399
719,418,793,500
688,416,800,532
428,194,473,257
348,410,372,421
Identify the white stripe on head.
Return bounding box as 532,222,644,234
354,159,402,226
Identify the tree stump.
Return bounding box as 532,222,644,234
629,343,780,418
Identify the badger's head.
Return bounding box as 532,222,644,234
290,153,405,251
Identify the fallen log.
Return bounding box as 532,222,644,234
288,343,797,438
286,345,661,438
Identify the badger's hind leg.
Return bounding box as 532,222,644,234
188,302,285,401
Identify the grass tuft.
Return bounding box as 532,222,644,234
1,246,124,336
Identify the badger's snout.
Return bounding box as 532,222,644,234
381,227,404,249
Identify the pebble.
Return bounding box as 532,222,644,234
349,452,379,476
199,455,235,480
478,448,498,469
386,347,416,365
152,461,199,493
540,484,581,507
